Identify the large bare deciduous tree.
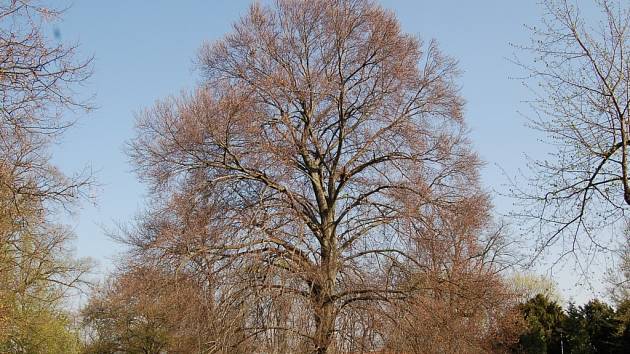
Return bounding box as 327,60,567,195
513,0,630,258
129,1,516,352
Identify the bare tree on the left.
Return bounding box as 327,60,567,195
0,1,92,351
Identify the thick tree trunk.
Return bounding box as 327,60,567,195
312,226,338,354
313,297,336,354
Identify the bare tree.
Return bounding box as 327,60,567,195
82,265,229,354
512,0,630,259
129,1,513,352
0,1,92,349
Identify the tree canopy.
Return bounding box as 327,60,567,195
123,0,517,352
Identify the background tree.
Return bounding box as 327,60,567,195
513,0,630,259
510,273,563,304
0,189,89,353
128,0,516,352
606,232,630,304
82,266,222,354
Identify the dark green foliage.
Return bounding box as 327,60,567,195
581,300,620,353
612,300,630,352
514,295,630,354
515,294,566,353
563,303,591,354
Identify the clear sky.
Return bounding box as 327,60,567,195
50,1,608,304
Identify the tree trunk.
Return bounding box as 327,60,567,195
312,228,337,354
313,297,336,354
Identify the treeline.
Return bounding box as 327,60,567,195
81,283,630,354
515,295,630,354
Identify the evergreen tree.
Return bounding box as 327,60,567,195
515,294,566,353
563,303,591,354
581,300,620,353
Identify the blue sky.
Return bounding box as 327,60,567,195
50,1,607,304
